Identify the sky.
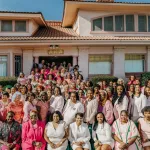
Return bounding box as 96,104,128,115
0,0,150,21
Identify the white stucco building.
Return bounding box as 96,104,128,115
0,0,150,79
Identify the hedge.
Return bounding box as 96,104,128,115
90,75,118,86
140,72,150,86
0,77,17,88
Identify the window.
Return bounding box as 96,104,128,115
125,54,145,73
148,16,150,32
93,18,102,31
115,15,124,31
1,20,12,32
14,55,22,76
126,15,134,32
89,55,112,74
15,21,26,32
0,56,7,76
104,16,113,31
138,15,147,32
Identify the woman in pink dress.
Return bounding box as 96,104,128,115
99,90,114,125
65,72,72,84
112,110,142,150
34,91,50,122
17,72,27,85
112,85,129,119
7,94,24,124
0,92,11,122
22,110,46,150
23,93,37,122
138,106,150,150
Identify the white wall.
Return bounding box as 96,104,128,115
76,10,150,36
0,19,39,36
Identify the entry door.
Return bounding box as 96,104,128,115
14,55,22,76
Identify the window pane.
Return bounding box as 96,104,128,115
15,21,26,32
89,55,112,74
126,15,134,32
89,62,111,74
1,20,12,32
115,15,124,31
93,18,102,31
0,56,7,76
148,16,150,32
125,55,145,72
138,15,147,32
104,16,113,31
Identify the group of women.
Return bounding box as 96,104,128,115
0,60,149,150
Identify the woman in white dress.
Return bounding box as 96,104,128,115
129,84,147,122
69,113,91,150
112,85,129,119
50,87,64,113
44,111,68,150
63,92,84,125
92,112,114,150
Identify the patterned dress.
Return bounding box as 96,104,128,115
0,120,21,149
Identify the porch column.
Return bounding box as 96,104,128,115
73,56,78,66
78,47,89,79
23,50,33,75
113,46,126,79
34,56,39,64
10,51,13,76
147,47,150,72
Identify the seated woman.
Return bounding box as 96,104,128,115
138,106,150,150
92,112,114,150
22,110,46,150
69,113,91,150
7,93,24,124
44,111,68,150
112,110,142,150
0,111,21,150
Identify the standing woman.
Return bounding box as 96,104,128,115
138,106,150,150
0,92,11,122
22,110,46,150
23,93,37,122
112,85,129,119
7,94,24,124
99,90,114,125
92,112,114,150
69,113,91,150
34,91,50,122
44,111,68,150
129,84,147,122
17,72,27,85
112,110,142,150
63,92,84,125
50,87,64,113
84,89,98,125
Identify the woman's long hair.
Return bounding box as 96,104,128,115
112,84,126,106
93,112,106,131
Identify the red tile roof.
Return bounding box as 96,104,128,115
0,21,150,41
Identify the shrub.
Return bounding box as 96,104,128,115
0,76,17,88
140,72,150,86
90,75,118,86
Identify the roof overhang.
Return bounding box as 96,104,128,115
62,1,150,27
0,11,47,26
